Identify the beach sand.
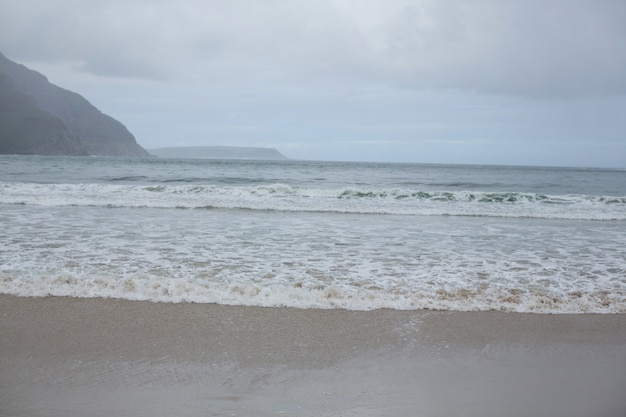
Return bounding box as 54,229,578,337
1,294,625,417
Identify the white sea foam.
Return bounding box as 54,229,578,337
1,202,625,314
1,182,625,220
1,272,624,313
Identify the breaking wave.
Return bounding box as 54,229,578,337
1,182,625,220
2,273,624,314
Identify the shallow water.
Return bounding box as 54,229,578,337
1,156,625,312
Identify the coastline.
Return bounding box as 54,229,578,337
2,295,625,416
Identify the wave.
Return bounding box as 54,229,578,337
2,182,625,220
1,272,624,314
108,175,150,182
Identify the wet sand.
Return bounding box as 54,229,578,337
1,295,625,416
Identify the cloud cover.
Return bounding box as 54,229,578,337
1,0,625,166
3,0,625,98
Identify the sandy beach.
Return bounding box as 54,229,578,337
1,294,625,417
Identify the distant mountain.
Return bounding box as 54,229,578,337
0,52,149,156
0,71,87,155
149,146,289,160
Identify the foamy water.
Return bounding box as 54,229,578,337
1,156,625,313
2,181,625,220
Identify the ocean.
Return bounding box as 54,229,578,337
1,155,625,313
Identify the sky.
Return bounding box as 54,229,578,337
1,0,625,167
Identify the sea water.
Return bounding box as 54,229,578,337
1,155,625,313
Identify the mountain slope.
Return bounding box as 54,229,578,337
0,52,149,156
0,70,87,155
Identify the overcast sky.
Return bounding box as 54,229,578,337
1,0,625,167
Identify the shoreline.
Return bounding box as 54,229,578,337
2,295,626,416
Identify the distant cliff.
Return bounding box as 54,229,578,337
0,52,149,156
149,146,289,160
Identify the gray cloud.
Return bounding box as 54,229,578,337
2,0,625,98
2,0,625,167
344,0,626,98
